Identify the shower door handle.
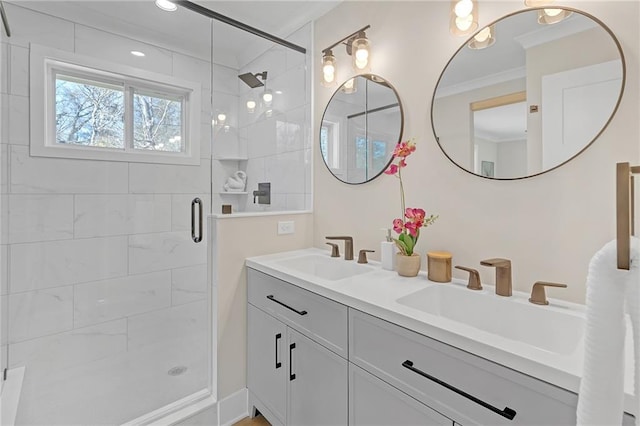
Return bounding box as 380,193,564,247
191,198,203,243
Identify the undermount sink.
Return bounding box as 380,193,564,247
396,285,584,355
274,254,374,281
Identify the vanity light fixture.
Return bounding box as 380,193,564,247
450,0,478,36
155,0,177,12
216,113,226,126
537,8,573,25
321,50,337,87
468,25,495,49
321,25,372,86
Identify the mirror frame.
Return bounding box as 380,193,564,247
430,6,626,180
320,74,404,185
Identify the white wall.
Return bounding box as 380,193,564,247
497,139,527,178
314,0,639,304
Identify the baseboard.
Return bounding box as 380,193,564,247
218,388,248,426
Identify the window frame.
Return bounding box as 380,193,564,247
31,44,201,165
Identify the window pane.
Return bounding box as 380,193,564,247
133,92,183,152
372,140,388,172
55,76,124,148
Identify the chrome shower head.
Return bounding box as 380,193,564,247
238,71,267,88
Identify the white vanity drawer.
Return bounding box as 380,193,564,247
248,268,348,357
349,309,578,425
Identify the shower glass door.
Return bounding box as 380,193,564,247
1,2,213,424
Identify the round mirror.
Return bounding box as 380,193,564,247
321,74,404,184
431,7,625,180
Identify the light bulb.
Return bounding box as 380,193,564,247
155,0,177,12
543,8,562,17
323,63,335,75
130,50,145,57
474,27,491,43
217,113,226,124
246,100,256,113
341,78,357,94
455,14,474,31
454,0,473,17
262,91,273,104
355,47,369,62
323,71,335,84
355,58,368,70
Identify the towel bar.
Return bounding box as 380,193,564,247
616,162,640,270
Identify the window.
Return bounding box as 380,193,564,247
320,121,340,170
31,45,201,165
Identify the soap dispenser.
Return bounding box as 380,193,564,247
380,228,397,271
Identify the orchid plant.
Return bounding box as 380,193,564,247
384,139,438,256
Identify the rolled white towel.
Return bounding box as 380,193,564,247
577,237,639,425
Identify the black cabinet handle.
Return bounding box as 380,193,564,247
275,333,282,369
402,360,517,421
289,343,296,381
266,295,308,316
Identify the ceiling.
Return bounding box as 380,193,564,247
10,0,340,67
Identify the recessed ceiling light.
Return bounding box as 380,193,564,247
155,0,177,12
130,50,146,57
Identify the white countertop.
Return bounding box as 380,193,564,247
246,247,635,416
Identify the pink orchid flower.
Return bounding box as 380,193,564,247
405,208,426,222
392,218,404,234
404,221,419,237
384,164,399,175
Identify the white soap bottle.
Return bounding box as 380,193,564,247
380,228,397,271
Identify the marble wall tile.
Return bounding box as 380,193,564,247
271,65,306,113
75,25,173,75
213,64,238,96
0,194,6,244
286,24,311,71
10,236,128,293
8,195,74,243
129,232,207,275
244,157,266,200
172,264,208,306
10,45,29,97
0,43,7,95
1,144,8,193
7,94,28,145
128,160,210,194
243,45,287,81
0,94,8,143
247,117,277,159
285,194,306,211
10,146,129,194
74,271,171,329
74,194,171,238
173,53,211,90
1,245,7,295
8,286,73,343
1,295,6,346
265,150,306,194
128,300,207,350
2,3,74,50
8,318,126,370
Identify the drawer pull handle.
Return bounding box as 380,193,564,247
402,360,517,421
266,295,308,316
289,343,296,381
275,333,282,369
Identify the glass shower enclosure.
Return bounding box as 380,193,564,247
1,2,213,424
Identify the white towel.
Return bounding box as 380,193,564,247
577,237,639,425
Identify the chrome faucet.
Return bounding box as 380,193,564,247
325,236,353,260
480,258,512,297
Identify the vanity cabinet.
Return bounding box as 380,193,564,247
247,268,636,426
247,269,348,426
